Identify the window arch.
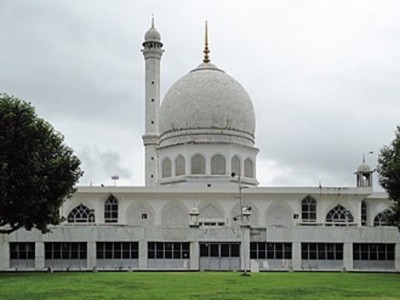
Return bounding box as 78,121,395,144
326,205,353,225
374,210,389,226
175,155,185,176
211,155,226,175
67,204,95,223
301,195,316,222
244,158,253,178
191,154,205,175
266,205,292,228
104,195,118,223
161,204,189,226
162,157,172,178
200,204,224,219
231,156,241,176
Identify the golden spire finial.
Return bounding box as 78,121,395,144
203,21,210,63
151,14,155,28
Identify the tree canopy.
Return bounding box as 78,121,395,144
377,125,400,229
0,94,83,234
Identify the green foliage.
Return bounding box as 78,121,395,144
0,93,83,234
0,272,400,300
377,125,400,229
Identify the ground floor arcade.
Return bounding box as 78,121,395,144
1,225,399,272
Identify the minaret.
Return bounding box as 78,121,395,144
142,18,163,186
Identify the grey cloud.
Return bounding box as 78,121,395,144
78,147,132,186
1,0,400,188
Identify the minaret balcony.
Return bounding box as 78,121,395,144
142,133,160,146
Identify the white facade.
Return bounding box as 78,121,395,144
1,22,399,272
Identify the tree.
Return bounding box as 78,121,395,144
377,125,400,229
0,94,83,234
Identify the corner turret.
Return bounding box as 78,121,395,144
355,155,374,188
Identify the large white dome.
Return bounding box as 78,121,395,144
159,62,256,138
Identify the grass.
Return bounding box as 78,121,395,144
0,272,399,300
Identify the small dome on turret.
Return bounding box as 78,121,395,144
357,162,371,173
144,18,161,42
356,155,372,173
144,27,161,42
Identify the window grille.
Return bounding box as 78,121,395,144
250,242,292,259
10,242,35,260
353,243,395,261
301,243,343,260
326,205,353,225
148,242,190,259
211,155,226,175
67,204,95,223
301,195,317,222
191,154,206,174
104,195,118,223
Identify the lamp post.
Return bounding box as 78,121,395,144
231,172,250,276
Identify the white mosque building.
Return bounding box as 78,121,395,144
1,21,399,272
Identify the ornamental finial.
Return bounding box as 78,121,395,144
203,21,210,63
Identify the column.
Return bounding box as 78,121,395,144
87,241,96,270
190,241,199,270
139,239,148,269
35,242,45,270
395,241,400,271
292,242,301,271
0,236,10,269
343,242,353,271
241,226,251,272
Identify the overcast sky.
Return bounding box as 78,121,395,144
1,0,399,189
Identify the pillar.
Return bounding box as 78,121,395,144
87,241,96,269
343,242,353,271
292,242,301,271
139,239,148,269
35,242,45,270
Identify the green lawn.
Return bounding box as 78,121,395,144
0,272,399,300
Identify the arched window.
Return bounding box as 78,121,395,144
301,195,316,222
211,155,226,175
361,200,367,226
104,195,118,223
244,158,253,178
231,156,241,176
373,210,389,226
67,204,95,223
191,154,205,175
175,155,185,176
162,157,172,178
326,205,353,226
